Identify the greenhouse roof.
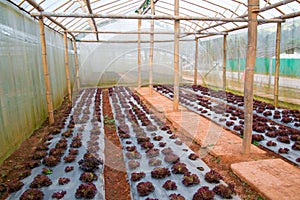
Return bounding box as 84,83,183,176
8,0,300,40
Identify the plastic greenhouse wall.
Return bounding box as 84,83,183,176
196,17,300,103
79,20,195,87
0,1,75,164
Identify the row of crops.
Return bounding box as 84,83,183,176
4,86,242,200
153,84,300,165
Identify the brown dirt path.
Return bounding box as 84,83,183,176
102,89,131,200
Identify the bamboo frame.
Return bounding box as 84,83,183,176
138,9,142,88
194,38,198,85
26,1,72,36
84,0,99,40
274,22,281,107
173,0,180,111
196,0,292,33
25,0,75,38
77,39,195,43
243,0,259,155
39,17,54,124
73,39,80,91
223,35,227,91
149,0,155,95
66,30,227,35
31,12,284,23
64,32,72,101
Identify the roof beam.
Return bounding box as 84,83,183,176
78,39,195,43
66,30,227,35
31,12,284,23
197,10,300,39
82,0,99,40
25,0,75,38
197,0,294,32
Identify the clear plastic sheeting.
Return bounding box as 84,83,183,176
0,1,75,163
7,0,300,37
192,17,300,104
79,19,195,87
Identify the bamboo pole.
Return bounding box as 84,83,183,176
274,22,281,107
73,39,80,91
77,39,194,43
39,17,54,124
85,0,99,40
64,32,72,102
138,9,142,88
26,0,75,38
31,12,284,23
149,0,154,95
196,0,292,33
223,34,227,91
173,0,180,111
243,0,259,155
66,30,227,35
194,38,198,85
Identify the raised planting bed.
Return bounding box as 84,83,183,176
109,86,240,200
154,84,300,165
6,88,105,200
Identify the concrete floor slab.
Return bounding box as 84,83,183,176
231,159,300,200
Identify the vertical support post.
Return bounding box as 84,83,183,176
274,22,281,107
64,32,72,102
243,0,259,155
268,58,272,88
173,0,180,111
223,35,227,91
149,0,155,95
138,9,142,88
73,39,80,91
39,17,54,124
194,38,198,85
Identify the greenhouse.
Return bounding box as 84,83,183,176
0,0,300,199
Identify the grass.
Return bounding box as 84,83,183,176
104,115,115,125
252,140,260,146
211,157,221,164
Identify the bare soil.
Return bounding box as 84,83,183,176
102,90,131,200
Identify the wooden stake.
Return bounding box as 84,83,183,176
39,17,54,124
149,0,154,95
243,0,259,155
194,38,198,85
173,0,180,111
73,39,80,91
64,32,72,101
223,35,227,91
138,9,142,88
274,22,281,107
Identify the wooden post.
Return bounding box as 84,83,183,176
73,39,80,91
268,58,272,88
64,32,72,101
173,0,180,111
194,38,198,85
149,0,155,95
274,22,281,107
39,17,54,124
243,0,259,155
223,35,227,91
138,9,142,88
